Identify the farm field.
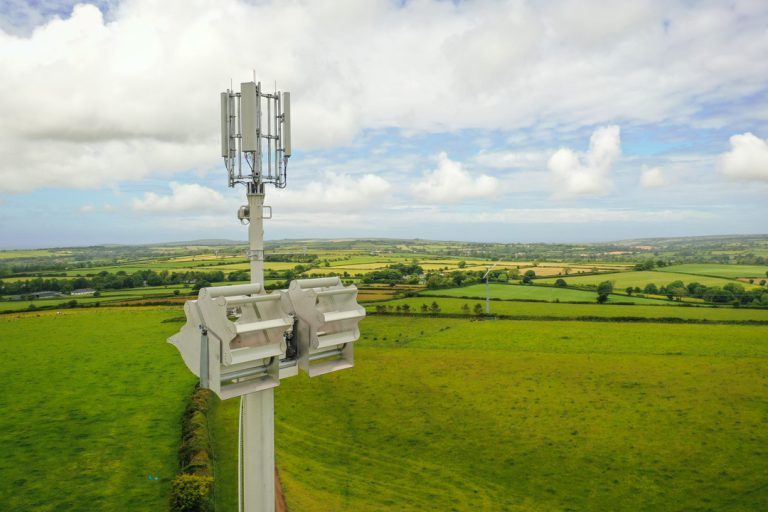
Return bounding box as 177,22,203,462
368,297,768,322
658,264,768,279
0,249,66,259
211,316,768,511
0,307,195,510
421,283,669,305
538,270,759,290
0,285,192,312
3,257,300,279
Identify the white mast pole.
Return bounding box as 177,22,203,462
240,181,274,512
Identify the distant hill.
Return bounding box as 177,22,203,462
152,239,245,247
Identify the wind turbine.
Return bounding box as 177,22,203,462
482,259,502,315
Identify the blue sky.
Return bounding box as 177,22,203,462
0,0,767,248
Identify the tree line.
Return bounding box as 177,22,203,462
0,269,230,296
584,279,768,306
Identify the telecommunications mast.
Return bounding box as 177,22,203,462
171,81,364,512
169,81,364,512
223,81,290,512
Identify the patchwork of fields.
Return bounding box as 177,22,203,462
2,243,767,511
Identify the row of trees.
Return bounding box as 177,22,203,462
361,263,424,285
633,259,671,271
373,302,486,315
638,280,768,305
590,279,768,305
0,269,231,296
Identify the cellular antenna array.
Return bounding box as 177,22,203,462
221,82,291,189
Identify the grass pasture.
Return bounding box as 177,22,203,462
0,249,64,259
658,263,768,279
421,283,668,305
0,285,192,312
368,297,768,322
538,270,759,290
0,308,195,510
211,316,768,511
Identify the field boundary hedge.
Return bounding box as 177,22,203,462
170,386,215,512
367,311,768,326
385,293,768,311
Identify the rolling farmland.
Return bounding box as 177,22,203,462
1,238,767,510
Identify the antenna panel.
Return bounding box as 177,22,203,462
282,92,291,157
241,82,259,152
168,283,294,399
220,92,230,158
285,277,364,377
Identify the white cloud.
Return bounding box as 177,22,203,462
474,150,550,170
640,167,667,188
0,138,213,193
411,152,498,203
548,126,621,197
719,133,768,182
0,1,766,193
131,182,231,213
269,171,391,212
79,204,95,213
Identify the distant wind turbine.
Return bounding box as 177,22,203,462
482,259,502,315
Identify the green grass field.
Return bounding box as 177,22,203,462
367,297,768,322
658,264,768,279
421,283,669,305
0,285,191,312
210,316,768,511
0,249,64,259
0,308,195,510
538,270,759,290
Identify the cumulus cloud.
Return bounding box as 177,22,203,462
0,1,766,193
474,150,550,170
640,167,667,188
269,171,391,212
411,152,498,203
548,126,621,197
0,138,213,193
131,182,231,213
719,133,768,182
